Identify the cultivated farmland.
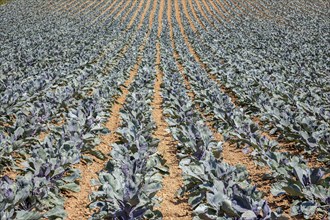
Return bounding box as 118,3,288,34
0,0,329,219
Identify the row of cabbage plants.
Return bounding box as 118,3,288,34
0,0,153,218
170,0,330,217
89,41,167,220
0,31,147,220
186,0,330,162
0,0,151,172
157,8,273,219
88,9,168,218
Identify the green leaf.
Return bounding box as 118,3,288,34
89,149,106,160
271,184,285,196
301,201,317,218
16,211,42,220
241,210,257,219
283,184,304,197
44,206,67,219
83,133,95,141
194,204,209,215
189,192,204,208
59,182,80,192
14,127,24,139
222,199,239,217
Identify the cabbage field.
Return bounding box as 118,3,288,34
0,0,329,219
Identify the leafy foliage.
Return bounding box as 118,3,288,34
159,23,272,219
0,0,329,219
90,36,167,219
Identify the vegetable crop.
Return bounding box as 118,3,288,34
1,0,329,219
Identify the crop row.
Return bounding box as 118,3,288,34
158,11,272,218
1,0,329,219
0,0,154,217
182,0,330,162
89,34,168,220
168,0,330,217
